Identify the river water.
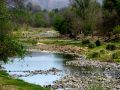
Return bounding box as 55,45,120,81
2,52,120,89
2,52,76,86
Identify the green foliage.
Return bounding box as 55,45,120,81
100,49,106,54
95,40,101,46
112,25,120,41
53,9,82,38
0,0,12,34
88,84,105,90
106,44,116,51
0,0,26,62
11,9,30,24
102,0,120,40
88,52,100,58
10,8,50,28
72,0,100,36
25,39,37,45
88,43,96,48
112,51,120,59
0,35,26,63
0,71,49,90
72,0,90,18
82,39,90,45
33,12,49,27
53,12,73,35
113,25,120,34
53,15,64,33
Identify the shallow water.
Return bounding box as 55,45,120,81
2,52,120,89
2,52,75,86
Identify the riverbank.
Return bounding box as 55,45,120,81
28,47,120,69
0,70,49,90
14,27,120,62
11,27,120,90
1,48,120,90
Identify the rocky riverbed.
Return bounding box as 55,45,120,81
9,68,62,77
45,74,120,90
40,52,120,90
66,59,120,69
2,48,120,90
28,44,86,56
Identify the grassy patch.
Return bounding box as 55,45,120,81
85,42,120,62
13,27,120,62
0,71,49,90
39,39,83,46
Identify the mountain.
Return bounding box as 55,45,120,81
27,0,70,10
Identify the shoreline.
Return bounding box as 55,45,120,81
1,47,120,90
27,48,120,69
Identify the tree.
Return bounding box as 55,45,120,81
11,0,25,8
113,25,120,41
102,0,120,41
0,0,26,62
71,0,101,36
71,0,90,19
53,9,74,36
53,8,83,38
32,12,49,27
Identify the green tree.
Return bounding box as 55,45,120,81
33,12,49,27
11,0,25,8
0,0,26,62
102,0,120,41
71,0,101,36
53,14,64,33
113,25,120,41
53,10,74,36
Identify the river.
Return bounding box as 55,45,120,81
2,52,120,89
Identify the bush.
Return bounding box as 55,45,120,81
95,40,101,46
112,51,120,59
53,13,73,35
106,44,116,51
82,39,90,45
89,52,100,58
88,43,96,48
26,39,37,45
100,49,106,54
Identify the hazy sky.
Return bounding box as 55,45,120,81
27,0,70,10
27,0,103,10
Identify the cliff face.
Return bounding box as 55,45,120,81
28,0,70,10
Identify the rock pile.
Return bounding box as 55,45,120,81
66,60,120,69
45,75,86,90
29,44,86,55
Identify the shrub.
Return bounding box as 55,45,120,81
112,51,120,59
13,25,19,31
26,39,37,45
82,39,90,45
88,43,96,48
100,49,106,54
106,44,116,51
53,14,72,35
113,25,120,42
89,52,100,58
95,40,101,46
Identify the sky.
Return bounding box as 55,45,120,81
8,0,103,10
27,0,70,10
27,0,103,10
